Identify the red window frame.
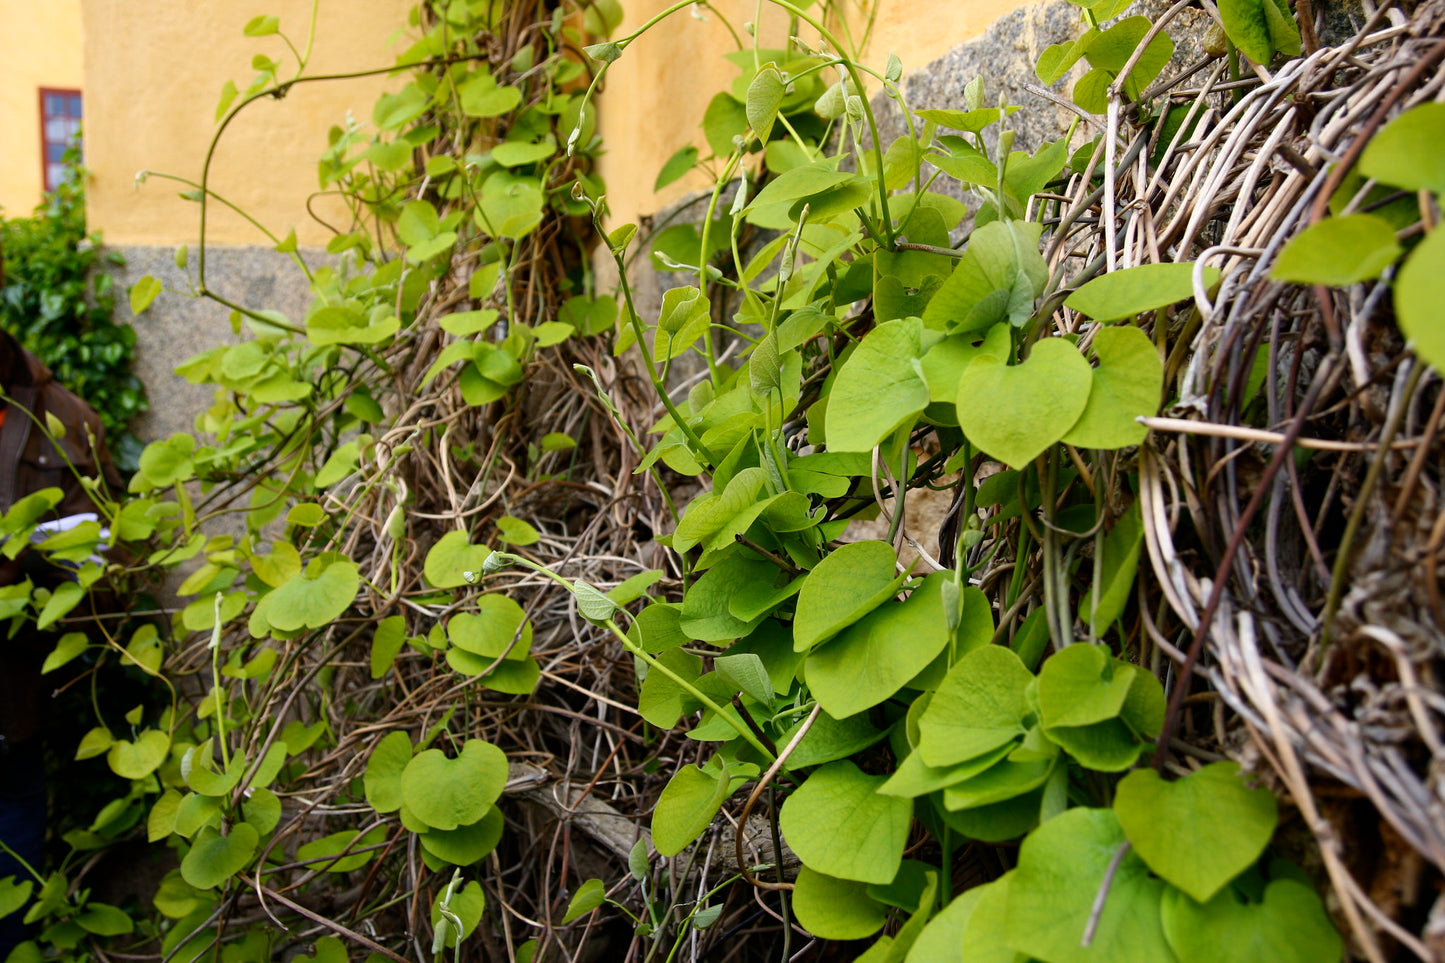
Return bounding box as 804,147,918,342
38,87,83,193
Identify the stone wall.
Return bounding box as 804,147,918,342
106,245,322,445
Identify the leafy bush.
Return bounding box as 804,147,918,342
0,151,148,472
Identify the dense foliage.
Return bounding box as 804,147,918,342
3,0,1443,960
0,155,147,472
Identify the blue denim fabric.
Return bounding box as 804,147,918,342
0,740,46,959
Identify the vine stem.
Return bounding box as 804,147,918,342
495,554,776,761
1081,841,1130,946
239,875,409,963
736,702,821,891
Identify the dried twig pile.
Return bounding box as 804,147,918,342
1040,1,1445,956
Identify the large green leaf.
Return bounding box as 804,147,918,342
950,875,1022,963
448,596,532,660
1038,644,1135,729
1063,325,1162,449
459,70,523,118
922,221,1048,333
637,647,703,728
792,867,889,940
478,171,543,239
652,761,730,856
672,467,771,553
745,63,785,143
296,826,387,873
424,531,493,589
1270,215,1403,286
1114,762,1278,903
878,742,1015,798
307,305,399,346
181,823,260,890
1396,225,1445,371
1217,0,1302,64
957,338,1093,470
904,884,983,963
419,807,505,866
364,730,412,814
0,878,33,919
825,318,931,452
1007,808,1176,963
401,740,508,831
678,552,775,642
917,645,1033,768
1081,16,1178,103
1066,262,1221,322
1360,103,1445,195
1160,879,1342,963
107,729,170,780
779,761,912,884
941,753,1057,810
806,572,954,718
745,161,856,212
256,561,359,632
792,540,903,651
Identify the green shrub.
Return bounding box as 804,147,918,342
0,149,147,473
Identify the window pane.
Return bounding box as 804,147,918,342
65,94,82,117
46,163,64,190
43,93,60,114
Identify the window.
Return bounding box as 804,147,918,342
39,88,83,193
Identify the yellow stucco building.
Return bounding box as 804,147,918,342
0,0,85,216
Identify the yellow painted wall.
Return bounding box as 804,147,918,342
595,0,1036,225
82,0,412,247
0,0,84,217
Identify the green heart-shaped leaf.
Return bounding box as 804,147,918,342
1115,761,1278,902
957,338,1092,469
1038,644,1135,729
364,730,412,814
652,760,730,856
419,807,505,866
1360,102,1445,195
1007,807,1172,963
792,540,903,652
1160,878,1342,963
806,572,955,719
259,561,359,632
1396,225,1445,372
779,761,911,884
424,531,492,589
917,645,1033,768
107,728,170,779
792,867,889,940
1271,215,1403,287
181,823,259,890
1066,262,1222,322
401,740,508,831
1063,325,1162,449
448,596,532,660
825,318,932,453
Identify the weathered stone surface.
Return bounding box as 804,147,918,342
874,0,1084,155
105,244,321,443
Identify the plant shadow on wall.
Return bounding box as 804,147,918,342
5,0,1445,959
